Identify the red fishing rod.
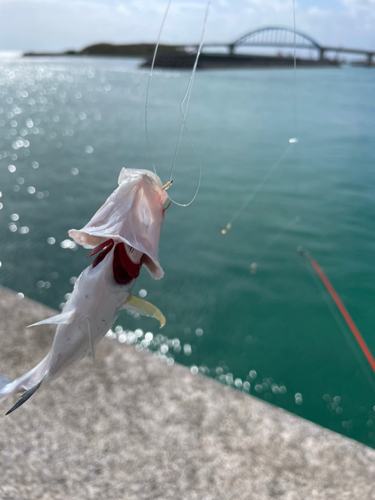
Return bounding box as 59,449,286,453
298,247,375,373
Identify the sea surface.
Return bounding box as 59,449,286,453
0,56,374,447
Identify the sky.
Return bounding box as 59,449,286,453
0,0,374,53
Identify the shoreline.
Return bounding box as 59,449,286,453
0,284,375,499
22,42,346,69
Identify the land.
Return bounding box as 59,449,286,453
23,43,187,59
1,285,375,500
140,52,339,69
23,42,341,69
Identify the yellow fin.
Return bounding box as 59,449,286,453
123,295,166,328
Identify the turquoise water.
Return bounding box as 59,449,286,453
0,57,375,447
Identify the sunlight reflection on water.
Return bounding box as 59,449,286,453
0,56,375,447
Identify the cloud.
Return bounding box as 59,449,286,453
341,0,375,13
0,0,373,52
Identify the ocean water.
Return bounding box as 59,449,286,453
0,56,375,447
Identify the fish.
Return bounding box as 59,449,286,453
0,168,169,414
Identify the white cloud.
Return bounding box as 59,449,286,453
341,0,375,13
0,0,373,52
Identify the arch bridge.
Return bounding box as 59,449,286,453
230,27,322,55
201,26,374,65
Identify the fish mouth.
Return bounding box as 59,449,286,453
68,168,166,281
88,239,143,285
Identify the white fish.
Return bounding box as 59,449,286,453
0,168,169,414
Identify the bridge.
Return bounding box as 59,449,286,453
198,26,374,66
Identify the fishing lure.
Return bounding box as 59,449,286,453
0,168,169,414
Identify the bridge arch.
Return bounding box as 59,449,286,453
230,26,322,53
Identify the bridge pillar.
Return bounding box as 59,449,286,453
228,44,235,56
366,53,374,66
319,48,325,60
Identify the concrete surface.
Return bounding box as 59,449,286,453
0,285,374,500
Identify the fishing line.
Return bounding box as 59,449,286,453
298,248,375,393
145,0,173,176
144,0,210,208
167,0,211,208
222,3,299,234
292,0,298,138
221,141,296,234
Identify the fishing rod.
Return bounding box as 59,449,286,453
298,246,375,374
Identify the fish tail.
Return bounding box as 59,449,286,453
6,380,43,415
0,354,50,411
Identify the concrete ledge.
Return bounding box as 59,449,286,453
0,285,374,500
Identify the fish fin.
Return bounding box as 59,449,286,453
123,295,166,328
0,375,11,391
86,318,95,362
27,310,76,328
5,379,43,415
